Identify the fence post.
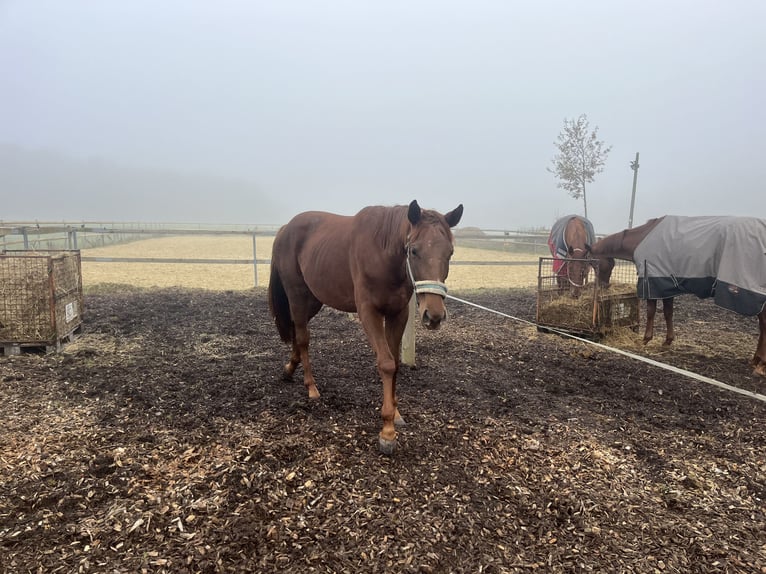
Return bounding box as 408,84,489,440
400,294,417,366
252,233,258,287
628,152,640,229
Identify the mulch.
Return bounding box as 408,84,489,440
1,287,764,573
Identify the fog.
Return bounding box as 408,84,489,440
1,1,764,233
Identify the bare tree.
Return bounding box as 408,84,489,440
548,114,612,219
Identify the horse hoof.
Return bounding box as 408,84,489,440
394,415,406,428
754,363,766,377
307,386,321,400
379,437,397,456
663,338,674,346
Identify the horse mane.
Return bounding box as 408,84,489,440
592,216,665,258
593,230,625,255
362,205,410,254
358,204,453,255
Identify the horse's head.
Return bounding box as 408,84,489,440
406,200,463,329
560,217,594,299
587,241,616,288
565,245,589,298
596,256,615,288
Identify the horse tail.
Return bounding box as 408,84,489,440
268,263,293,343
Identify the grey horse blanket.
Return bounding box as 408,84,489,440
634,215,766,316
548,215,596,259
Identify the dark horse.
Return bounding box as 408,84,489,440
547,215,596,298
589,216,766,377
268,200,464,454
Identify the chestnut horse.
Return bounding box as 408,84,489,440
589,218,669,344
547,215,595,298
589,216,766,376
268,200,464,454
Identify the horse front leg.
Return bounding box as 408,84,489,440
643,299,657,344
753,310,766,377
662,298,675,346
358,303,399,455
385,307,411,429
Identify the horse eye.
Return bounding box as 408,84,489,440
410,247,419,257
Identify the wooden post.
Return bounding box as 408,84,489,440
628,152,640,229
252,233,258,287
400,294,417,366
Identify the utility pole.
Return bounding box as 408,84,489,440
628,152,640,229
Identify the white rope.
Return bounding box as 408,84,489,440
445,294,766,404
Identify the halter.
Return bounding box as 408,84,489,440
565,247,588,288
405,242,448,298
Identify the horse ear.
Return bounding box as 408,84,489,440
408,200,421,225
444,204,463,228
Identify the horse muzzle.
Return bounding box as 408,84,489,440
413,280,449,329
416,292,448,331
420,305,447,330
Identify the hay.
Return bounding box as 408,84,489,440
538,282,640,335
0,252,83,344
0,256,53,341
538,289,596,330
605,325,644,348
597,283,636,298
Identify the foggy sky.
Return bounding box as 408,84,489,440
2,1,764,233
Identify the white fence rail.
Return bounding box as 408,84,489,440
1,222,552,288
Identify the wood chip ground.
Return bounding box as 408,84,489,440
1,287,764,573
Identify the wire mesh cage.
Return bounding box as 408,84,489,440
0,250,83,352
536,257,639,338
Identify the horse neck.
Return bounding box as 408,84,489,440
594,218,663,260
593,231,632,260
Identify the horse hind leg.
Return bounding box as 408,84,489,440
293,322,320,399
282,293,323,399
643,300,657,344
662,298,675,346
752,310,766,377
753,353,766,377
282,336,300,380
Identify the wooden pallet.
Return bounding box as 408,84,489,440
1,324,83,356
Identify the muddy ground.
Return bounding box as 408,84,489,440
1,287,764,573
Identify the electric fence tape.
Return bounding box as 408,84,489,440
446,294,766,405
